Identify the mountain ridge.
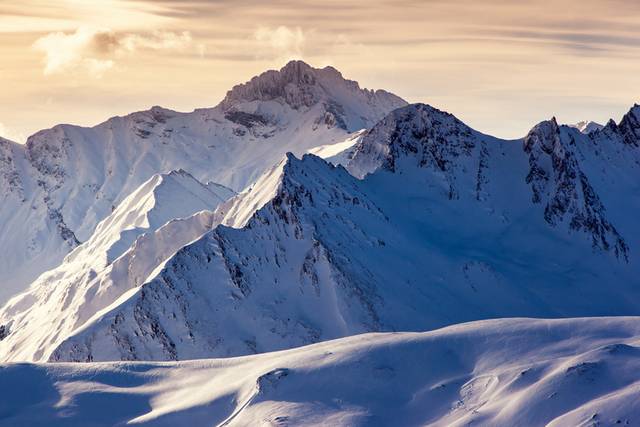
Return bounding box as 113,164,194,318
7,102,637,363
0,61,407,302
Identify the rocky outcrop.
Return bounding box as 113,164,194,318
218,60,407,131
617,104,640,147
524,118,628,259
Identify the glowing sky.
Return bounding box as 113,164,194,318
2,0,640,142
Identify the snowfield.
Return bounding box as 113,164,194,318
0,317,639,426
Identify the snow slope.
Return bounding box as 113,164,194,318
307,129,365,166
7,103,638,363
0,171,228,362
0,317,639,426
0,60,406,302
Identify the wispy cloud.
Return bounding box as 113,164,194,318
33,27,192,77
2,0,640,140
254,26,306,61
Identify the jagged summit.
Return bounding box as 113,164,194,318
569,120,604,134
219,60,405,111
217,60,407,132
523,117,561,152
347,103,475,178
618,103,640,146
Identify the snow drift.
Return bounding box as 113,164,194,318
0,317,638,426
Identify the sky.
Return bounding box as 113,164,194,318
1,0,640,142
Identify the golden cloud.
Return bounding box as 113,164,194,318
33,27,192,77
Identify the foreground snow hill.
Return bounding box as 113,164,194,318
0,317,638,426
4,103,638,363
0,60,406,302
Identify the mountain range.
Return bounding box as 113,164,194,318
0,61,638,425
0,60,406,302
0,76,638,362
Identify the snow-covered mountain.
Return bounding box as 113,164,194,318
0,170,229,362
4,102,638,363
569,120,604,134
1,317,639,426
0,61,407,302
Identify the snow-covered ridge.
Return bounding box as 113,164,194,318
2,88,640,364
1,317,639,426
65,169,228,265
349,104,637,258
307,129,366,166
3,102,639,362
0,61,406,303
27,100,638,362
0,171,227,362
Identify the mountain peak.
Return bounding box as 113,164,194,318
347,103,473,178
217,61,407,131
523,118,561,153
216,152,335,229
218,60,330,110
617,103,640,146
569,120,604,134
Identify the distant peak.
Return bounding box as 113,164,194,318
280,59,314,73
218,61,324,110
568,120,604,134
217,61,406,117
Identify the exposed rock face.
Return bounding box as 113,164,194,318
524,118,628,259
218,60,407,131
0,138,24,198
347,104,479,201
220,60,323,110
618,104,640,147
